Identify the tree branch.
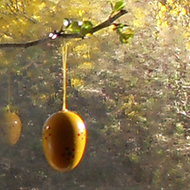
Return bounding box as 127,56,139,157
0,10,128,49
91,9,127,34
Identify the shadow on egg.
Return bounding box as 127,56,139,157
42,109,87,172
0,112,22,145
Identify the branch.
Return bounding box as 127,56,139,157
91,10,127,34
0,10,128,49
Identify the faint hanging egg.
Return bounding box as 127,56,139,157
42,110,87,172
1,112,22,145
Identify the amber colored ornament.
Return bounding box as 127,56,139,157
42,109,87,172
1,112,22,145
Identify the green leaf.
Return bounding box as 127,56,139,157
115,23,127,33
119,34,129,43
68,21,82,33
118,28,134,43
81,21,93,30
113,0,126,13
80,21,93,36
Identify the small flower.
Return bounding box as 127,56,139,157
49,32,58,40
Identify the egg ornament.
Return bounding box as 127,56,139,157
1,112,22,145
42,109,87,172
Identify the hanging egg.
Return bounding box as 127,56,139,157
42,110,87,172
1,112,22,145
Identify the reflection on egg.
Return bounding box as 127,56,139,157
1,112,22,145
42,110,87,172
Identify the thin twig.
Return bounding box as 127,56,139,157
91,10,127,34
0,10,128,49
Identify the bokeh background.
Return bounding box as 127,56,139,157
0,0,190,189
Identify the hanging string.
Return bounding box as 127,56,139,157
7,72,11,112
62,44,68,111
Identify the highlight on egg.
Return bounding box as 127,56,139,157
42,109,87,172
0,112,22,145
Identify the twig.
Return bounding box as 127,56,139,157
91,10,127,34
0,10,128,49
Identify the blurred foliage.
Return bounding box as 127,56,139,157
0,0,190,190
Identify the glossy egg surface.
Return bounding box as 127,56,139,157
42,110,87,172
1,112,22,145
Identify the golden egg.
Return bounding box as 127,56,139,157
42,110,87,172
1,112,22,145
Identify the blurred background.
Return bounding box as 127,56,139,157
0,0,190,189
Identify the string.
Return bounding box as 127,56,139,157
62,44,68,111
7,72,11,112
